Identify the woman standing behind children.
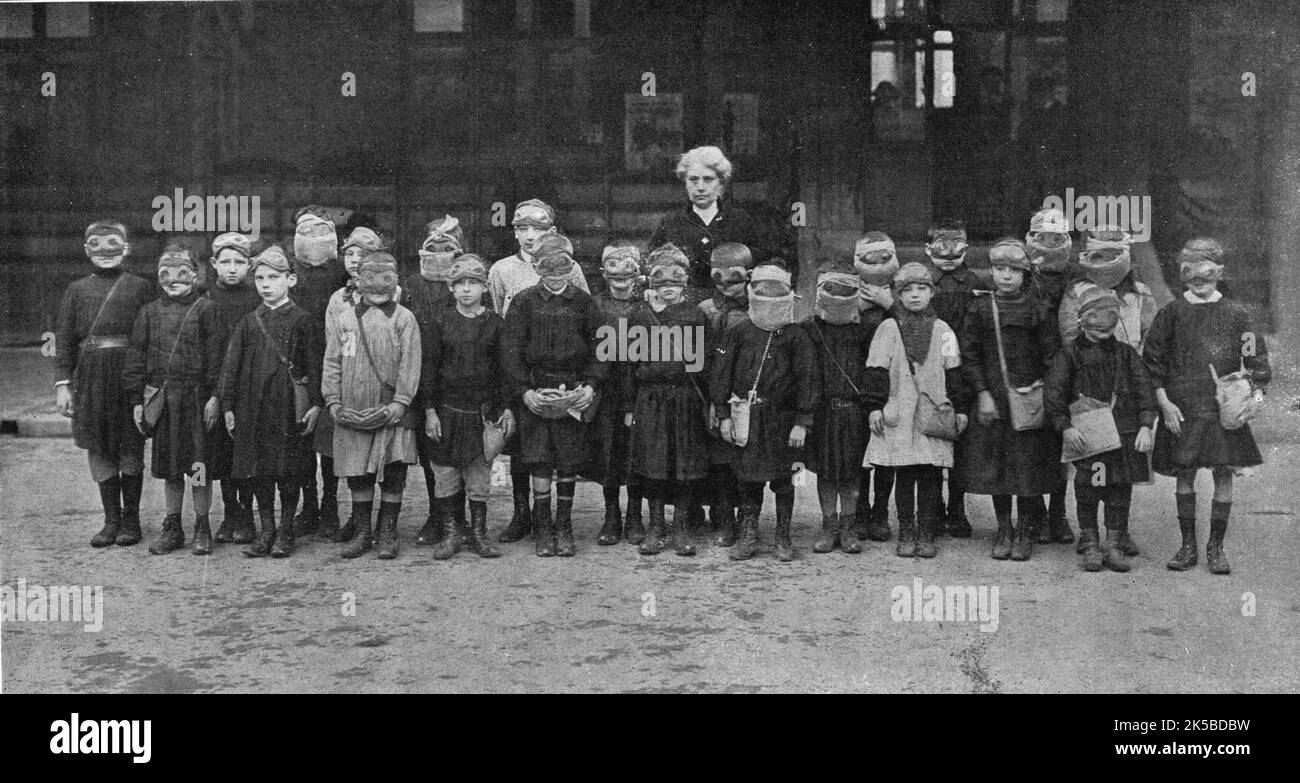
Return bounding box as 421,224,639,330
864,262,970,559
323,252,422,560
1144,239,1269,575
124,241,224,555
627,248,711,556
959,239,1061,561
1046,284,1158,572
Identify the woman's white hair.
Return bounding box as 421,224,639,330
675,145,734,184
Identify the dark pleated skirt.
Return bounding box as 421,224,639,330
959,415,1062,495
583,403,633,485
150,382,208,480
72,346,142,458
805,399,868,485
629,383,710,482
1072,429,1152,485
732,402,801,483
427,404,486,469
1152,412,1262,474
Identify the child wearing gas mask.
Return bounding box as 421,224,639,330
959,240,1060,561
290,207,350,539
324,252,422,560
851,232,899,542
123,241,223,555
802,258,879,554
865,262,970,559
54,220,156,548
500,233,606,557
628,248,711,556
1046,283,1158,572
698,242,755,547
1059,227,1156,350
588,240,648,545
488,199,590,546
218,245,324,557
206,233,262,545
402,216,473,549
1144,239,1269,575
711,262,819,562
1025,207,1078,546
924,219,977,538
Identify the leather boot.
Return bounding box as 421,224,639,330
672,502,695,556
116,474,144,546
432,499,460,560
712,506,737,547
231,504,256,544
340,502,374,559
415,497,443,545
468,500,500,558
293,489,319,537
774,492,794,562
1049,510,1075,544
533,496,555,557
499,478,532,543
333,501,363,543
1166,517,1198,571
1116,531,1140,557
453,490,471,547
375,501,401,559
1206,506,1230,575
991,509,1013,560
191,514,213,556
1010,509,1035,561
625,494,646,544
149,513,185,555
895,511,916,558
243,509,275,557
813,513,838,553
554,494,576,557
271,498,298,558
640,497,665,555
215,503,238,544
730,503,761,560
1035,514,1053,545
946,493,972,538
91,477,122,547
838,513,862,553
863,502,894,538
1103,529,1130,572
1079,528,1104,571
597,497,623,545
316,490,341,539
914,509,938,559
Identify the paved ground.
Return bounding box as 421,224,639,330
3,344,1300,693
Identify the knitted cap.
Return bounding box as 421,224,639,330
601,244,642,278
647,243,690,273
710,242,754,270
1029,207,1070,234
342,226,385,253
212,232,252,258
512,199,556,229
447,254,488,285
893,261,934,290
534,233,575,276
423,215,464,251
1076,282,1122,316
251,244,292,274
988,238,1032,271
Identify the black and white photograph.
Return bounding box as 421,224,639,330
1,0,1297,714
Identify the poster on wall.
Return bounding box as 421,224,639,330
624,92,684,172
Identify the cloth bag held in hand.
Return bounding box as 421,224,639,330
142,300,200,434
1210,361,1256,431
728,331,773,447
1061,353,1122,463
991,293,1044,431
908,362,959,440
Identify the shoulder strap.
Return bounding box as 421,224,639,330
812,318,862,396
354,308,394,388
748,330,775,399
86,275,126,338
161,300,200,378
253,309,301,379
989,293,1014,392
644,305,708,405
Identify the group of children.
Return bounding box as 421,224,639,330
55,198,1270,574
